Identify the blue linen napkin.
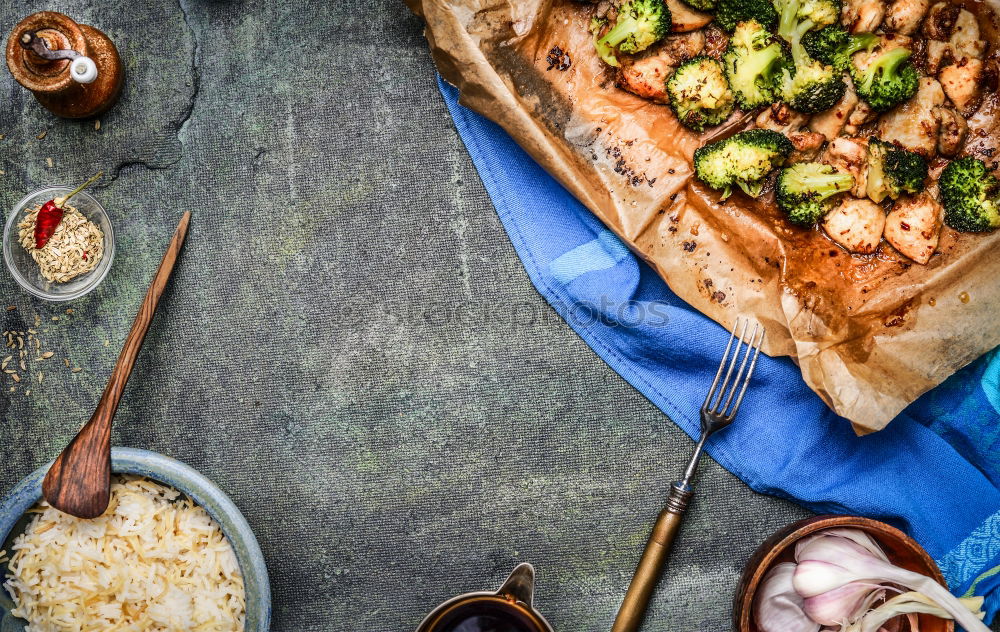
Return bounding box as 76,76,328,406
437,77,1000,620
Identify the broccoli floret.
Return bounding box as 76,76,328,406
776,162,855,225
723,20,789,110
680,0,716,12
667,57,736,131
593,0,672,67
865,138,928,203
773,0,846,112
774,0,840,40
939,157,1000,232
716,0,779,32
850,46,919,112
694,129,794,199
802,25,878,71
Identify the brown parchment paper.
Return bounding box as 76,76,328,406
407,0,1000,433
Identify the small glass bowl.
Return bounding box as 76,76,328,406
3,186,115,302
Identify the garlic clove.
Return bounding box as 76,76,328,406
755,563,821,632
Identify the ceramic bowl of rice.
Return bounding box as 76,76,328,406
0,448,270,631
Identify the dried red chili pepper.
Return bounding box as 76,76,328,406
34,172,102,249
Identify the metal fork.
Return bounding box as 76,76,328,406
611,319,766,632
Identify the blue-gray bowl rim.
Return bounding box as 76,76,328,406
0,447,271,631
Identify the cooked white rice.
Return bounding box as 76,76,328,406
3,476,245,632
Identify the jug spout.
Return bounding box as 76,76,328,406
497,563,535,608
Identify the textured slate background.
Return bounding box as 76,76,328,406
0,1,842,630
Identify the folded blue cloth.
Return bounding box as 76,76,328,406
438,78,1000,620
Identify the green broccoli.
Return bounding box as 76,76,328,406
694,129,793,199
850,46,919,112
802,25,879,71
774,0,841,41
939,157,1000,233
776,162,855,225
680,0,716,13
667,57,736,131
593,0,672,67
715,0,779,32
723,20,789,110
773,0,846,112
865,138,928,203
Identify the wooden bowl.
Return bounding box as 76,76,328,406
733,515,954,632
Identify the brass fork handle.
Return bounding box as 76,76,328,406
611,483,693,632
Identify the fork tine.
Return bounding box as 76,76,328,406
703,318,740,410
725,325,765,419
711,319,749,414
719,323,759,415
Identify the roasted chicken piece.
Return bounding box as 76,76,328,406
949,8,987,60
789,132,827,163
701,24,729,60
883,193,943,264
823,198,886,254
811,76,861,141
923,7,987,75
842,0,885,33
884,0,930,34
616,32,706,103
666,0,713,32
877,77,945,158
822,137,869,197
923,2,961,40
935,105,969,156
755,104,823,162
845,101,877,136
939,57,984,115
756,103,810,135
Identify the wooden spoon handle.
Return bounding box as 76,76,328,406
43,212,191,518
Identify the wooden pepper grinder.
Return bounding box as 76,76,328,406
5,11,123,119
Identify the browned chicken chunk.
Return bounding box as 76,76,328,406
822,137,869,197
701,24,729,60
616,32,706,103
811,76,860,140
939,57,984,115
884,0,930,34
883,193,943,264
877,77,945,158
666,0,714,32
923,2,961,40
842,0,885,33
756,103,810,135
823,198,886,254
935,105,969,156
789,132,828,163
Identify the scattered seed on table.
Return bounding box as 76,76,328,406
36,372,42,384
65,309,73,315
72,367,81,373
11,374,20,382
5,306,14,312
94,120,101,131
63,358,69,367
36,130,46,140
40,351,54,359
51,316,58,322
45,157,53,168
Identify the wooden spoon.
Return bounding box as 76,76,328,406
43,212,191,518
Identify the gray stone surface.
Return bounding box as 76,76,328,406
2,2,966,631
